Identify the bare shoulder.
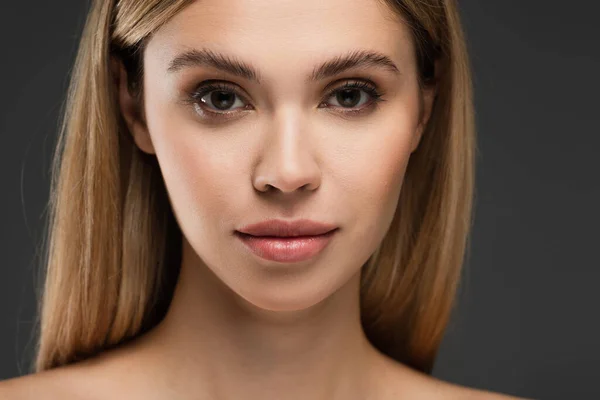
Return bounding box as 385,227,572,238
0,351,128,400
443,382,529,400
0,367,78,400
373,352,529,400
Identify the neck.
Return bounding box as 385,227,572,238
136,236,384,400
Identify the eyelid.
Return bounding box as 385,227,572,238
186,77,385,119
190,80,251,104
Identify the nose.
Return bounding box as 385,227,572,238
252,108,321,194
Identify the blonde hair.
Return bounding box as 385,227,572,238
34,0,475,375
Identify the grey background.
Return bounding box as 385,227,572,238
1,1,598,398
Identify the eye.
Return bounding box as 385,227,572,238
187,78,386,120
320,80,385,116
189,81,252,119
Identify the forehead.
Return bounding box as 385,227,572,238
146,0,414,78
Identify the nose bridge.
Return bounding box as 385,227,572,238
253,105,321,194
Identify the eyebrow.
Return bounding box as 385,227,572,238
166,47,401,83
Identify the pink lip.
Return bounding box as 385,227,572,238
235,229,338,263
237,219,338,237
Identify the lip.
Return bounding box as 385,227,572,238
235,229,338,263
236,219,338,237
235,219,338,263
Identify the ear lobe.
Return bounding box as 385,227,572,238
110,56,155,155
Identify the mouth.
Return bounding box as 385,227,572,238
235,229,337,239
234,229,338,263
236,218,338,238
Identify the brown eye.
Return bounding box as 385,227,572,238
320,80,384,111
193,84,248,112
187,78,386,121
328,88,369,108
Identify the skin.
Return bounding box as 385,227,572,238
0,0,525,398
117,0,434,398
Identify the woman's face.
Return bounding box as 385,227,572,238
123,0,434,311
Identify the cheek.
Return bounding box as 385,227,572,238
334,108,417,248
143,101,241,237
340,111,416,207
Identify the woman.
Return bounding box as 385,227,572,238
0,0,524,398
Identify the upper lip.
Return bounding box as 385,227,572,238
236,219,338,237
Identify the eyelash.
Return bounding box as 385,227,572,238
185,78,386,121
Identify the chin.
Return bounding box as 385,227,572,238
229,263,358,314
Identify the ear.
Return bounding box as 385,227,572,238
411,85,436,153
411,61,440,153
110,56,155,154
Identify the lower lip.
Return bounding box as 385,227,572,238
235,229,338,263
